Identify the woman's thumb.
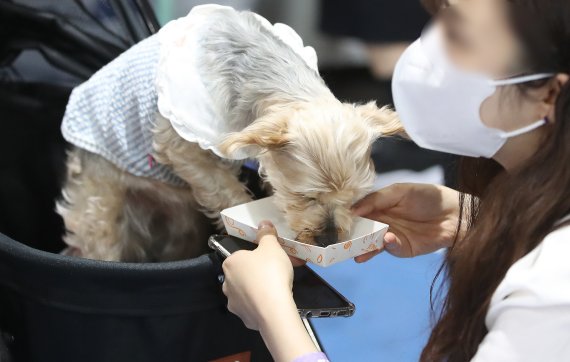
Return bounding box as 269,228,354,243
383,232,409,257
256,220,278,246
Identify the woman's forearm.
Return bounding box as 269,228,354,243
258,296,319,362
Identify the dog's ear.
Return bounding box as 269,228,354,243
218,111,289,158
356,101,406,140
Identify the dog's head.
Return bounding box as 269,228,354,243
219,100,402,246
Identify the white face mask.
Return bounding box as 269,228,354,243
392,25,552,158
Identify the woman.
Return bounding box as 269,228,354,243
222,0,570,360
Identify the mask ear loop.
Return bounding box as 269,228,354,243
490,73,555,87
492,73,554,138
500,119,547,139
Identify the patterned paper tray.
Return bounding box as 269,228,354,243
221,197,389,267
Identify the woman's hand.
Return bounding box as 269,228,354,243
352,183,462,262
222,221,295,330
222,221,318,361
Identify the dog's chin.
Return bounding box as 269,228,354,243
293,229,349,247
294,230,319,246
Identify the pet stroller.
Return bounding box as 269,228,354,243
0,1,320,361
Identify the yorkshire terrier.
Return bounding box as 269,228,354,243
57,5,403,262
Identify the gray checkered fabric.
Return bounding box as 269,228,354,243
61,34,187,187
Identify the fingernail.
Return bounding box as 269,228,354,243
258,221,274,230
385,242,397,250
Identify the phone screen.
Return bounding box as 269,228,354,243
209,235,355,317
292,267,352,310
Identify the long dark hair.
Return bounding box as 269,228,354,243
420,0,570,360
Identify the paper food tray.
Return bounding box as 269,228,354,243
221,197,389,267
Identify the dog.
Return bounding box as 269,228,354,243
56,5,403,262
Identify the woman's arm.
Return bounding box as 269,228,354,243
257,296,320,362
222,222,322,362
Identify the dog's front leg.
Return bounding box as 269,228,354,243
173,144,253,224
153,116,253,226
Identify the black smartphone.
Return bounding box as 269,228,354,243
208,234,355,318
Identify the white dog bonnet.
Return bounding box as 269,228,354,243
61,5,317,186
155,4,319,157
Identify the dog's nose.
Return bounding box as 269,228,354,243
314,218,338,247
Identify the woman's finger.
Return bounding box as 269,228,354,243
352,184,405,216
257,221,293,259
256,220,303,265
354,230,406,263
256,220,278,246
382,231,412,258
384,231,399,245
354,249,383,263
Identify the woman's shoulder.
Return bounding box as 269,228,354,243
485,222,570,322
473,224,570,361
490,223,570,307
529,222,570,272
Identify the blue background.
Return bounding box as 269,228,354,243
312,245,445,361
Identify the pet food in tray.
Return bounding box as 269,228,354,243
221,197,389,267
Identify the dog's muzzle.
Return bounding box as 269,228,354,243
314,217,339,247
